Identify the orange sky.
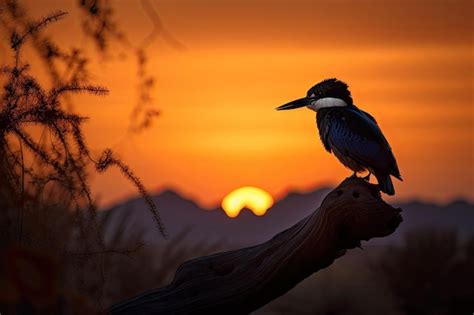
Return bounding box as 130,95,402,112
9,0,474,208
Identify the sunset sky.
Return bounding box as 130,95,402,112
7,0,474,208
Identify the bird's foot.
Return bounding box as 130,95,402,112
349,172,371,181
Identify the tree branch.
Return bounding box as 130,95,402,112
109,177,403,314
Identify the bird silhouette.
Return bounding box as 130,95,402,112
277,78,402,195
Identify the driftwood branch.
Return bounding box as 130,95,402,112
110,177,402,314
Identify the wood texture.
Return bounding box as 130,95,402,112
109,177,402,315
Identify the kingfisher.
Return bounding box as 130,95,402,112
276,78,401,195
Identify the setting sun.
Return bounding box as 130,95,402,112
221,186,274,218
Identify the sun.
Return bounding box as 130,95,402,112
221,186,274,218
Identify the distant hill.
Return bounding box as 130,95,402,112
102,188,474,247
386,199,474,244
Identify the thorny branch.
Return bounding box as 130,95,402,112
0,5,167,307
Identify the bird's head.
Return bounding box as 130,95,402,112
276,78,353,112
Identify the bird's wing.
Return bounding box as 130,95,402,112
359,109,377,123
327,108,400,178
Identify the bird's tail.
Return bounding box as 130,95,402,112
376,173,395,195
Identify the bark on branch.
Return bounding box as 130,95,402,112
110,177,403,314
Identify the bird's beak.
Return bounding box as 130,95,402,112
275,97,308,110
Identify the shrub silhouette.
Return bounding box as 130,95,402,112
0,3,171,311
376,229,474,315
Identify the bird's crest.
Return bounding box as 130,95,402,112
307,78,353,105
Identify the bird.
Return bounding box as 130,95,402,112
276,78,401,195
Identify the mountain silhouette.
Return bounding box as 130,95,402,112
102,187,474,246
